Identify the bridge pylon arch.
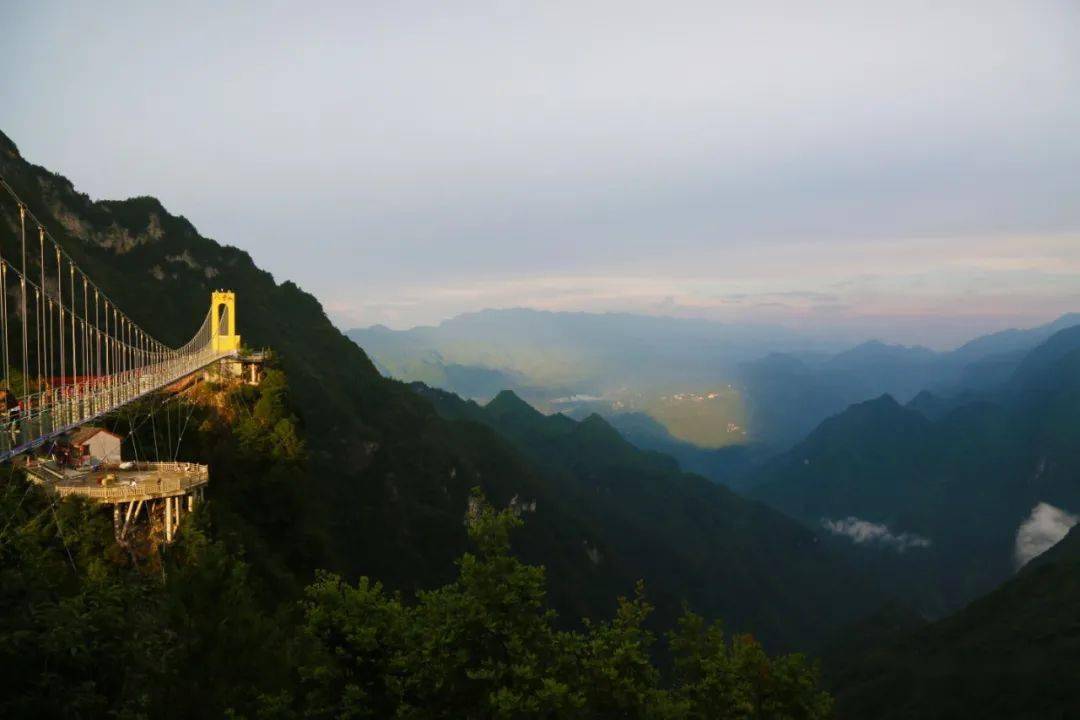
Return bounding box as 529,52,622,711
211,290,241,354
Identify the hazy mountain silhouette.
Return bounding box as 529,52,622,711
749,327,1080,616
351,311,1080,456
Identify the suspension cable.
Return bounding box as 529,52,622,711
0,175,235,453
1,262,8,387
56,247,64,391
38,226,45,398
19,204,28,402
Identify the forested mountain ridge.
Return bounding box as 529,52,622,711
749,326,1080,616
414,385,881,649
0,129,623,613
0,127,851,716
0,368,835,718
827,524,1080,719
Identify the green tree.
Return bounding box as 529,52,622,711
669,610,832,720
297,491,835,719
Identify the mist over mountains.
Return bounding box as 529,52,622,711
352,305,1080,624
6,0,1080,712
3,111,1080,716
350,309,1080,457
375,309,1080,717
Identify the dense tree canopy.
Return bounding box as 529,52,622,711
0,407,832,719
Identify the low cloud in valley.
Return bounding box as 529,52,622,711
1014,502,1078,568
821,517,931,552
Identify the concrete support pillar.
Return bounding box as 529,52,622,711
165,497,173,543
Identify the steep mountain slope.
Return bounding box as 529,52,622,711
414,386,880,649
828,524,1080,719
0,130,640,621
0,129,873,650
595,411,765,491
749,330,1080,614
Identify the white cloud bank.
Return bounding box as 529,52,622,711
1014,502,1078,569
821,517,931,552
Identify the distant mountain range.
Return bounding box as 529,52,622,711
350,310,1080,457
389,325,1080,718
739,313,1080,448
747,324,1080,616
351,308,828,399
7,125,1080,715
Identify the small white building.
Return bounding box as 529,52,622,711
69,426,123,465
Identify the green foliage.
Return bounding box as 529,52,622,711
1,127,869,659
297,491,832,719
0,131,832,718
0,472,291,719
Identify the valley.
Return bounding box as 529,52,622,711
3,3,1078,714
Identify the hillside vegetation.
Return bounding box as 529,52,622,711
0,130,846,715
827,526,1080,719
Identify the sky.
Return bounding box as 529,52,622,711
4,0,1080,348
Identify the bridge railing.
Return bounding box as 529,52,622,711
53,465,209,501
0,345,233,460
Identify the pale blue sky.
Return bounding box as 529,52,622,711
4,1,1079,347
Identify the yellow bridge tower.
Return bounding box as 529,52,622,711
211,290,241,354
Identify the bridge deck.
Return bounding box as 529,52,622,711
0,349,235,463
26,460,208,503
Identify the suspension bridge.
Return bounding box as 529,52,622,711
0,176,242,464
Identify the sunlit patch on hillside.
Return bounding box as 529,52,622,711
549,386,750,449
639,387,748,448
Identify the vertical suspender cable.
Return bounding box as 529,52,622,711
47,298,53,395
1,262,8,388
103,300,109,385
69,265,76,395
56,248,64,392
82,277,88,390
38,227,46,395
116,315,121,381
46,258,52,401
48,299,53,400
94,290,100,380
19,204,28,404
107,302,112,395
34,287,40,402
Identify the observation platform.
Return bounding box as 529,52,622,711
26,460,207,543
26,460,208,503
